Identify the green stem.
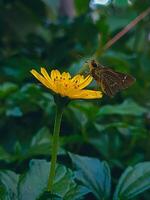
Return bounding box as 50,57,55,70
47,105,63,192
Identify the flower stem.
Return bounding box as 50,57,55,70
47,105,63,192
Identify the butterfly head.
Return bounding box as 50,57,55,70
87,59,98,71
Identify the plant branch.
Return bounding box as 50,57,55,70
104,7,150,50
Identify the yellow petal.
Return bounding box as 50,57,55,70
69,89,103,99
71,74,84,83
41,68,59,93
62,72,71,80
30,69,52,90
40,68,53,85
55,80,65,96
41,68,51,81
51,70,61,80
78,75,93,89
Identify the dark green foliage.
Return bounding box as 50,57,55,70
113,162,150,200
0,159,88,200
69,153,111,199
0,0,150,199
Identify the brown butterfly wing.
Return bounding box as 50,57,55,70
115,72,136,89
98,69,135,97
100,71,122,96
100,77,116,96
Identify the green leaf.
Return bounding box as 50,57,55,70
28,127,65,157
0,170,19,200
107,11,136,32
94,122,128,131
94,122,147,137
30,127,51,147
97,99,147,116
18,159,88,200
69,153,111,200
89,133,122,163
6,106,23,117
114,162,150,200
3,56,37,81
0,146,11,162
64,184,90,200
18,159,49,200
75,0,90,15
0,159,88,200
38,192,62,200
113,0,129,7
36,187,89,200
0,82,18,99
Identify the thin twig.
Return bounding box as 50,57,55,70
104,7,150,50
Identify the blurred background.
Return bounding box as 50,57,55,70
0,0,150,199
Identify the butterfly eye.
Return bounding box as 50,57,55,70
91,60,97,68
93,63,97,67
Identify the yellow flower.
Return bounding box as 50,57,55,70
30,68,103,99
